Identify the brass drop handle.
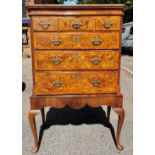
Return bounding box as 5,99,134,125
90,79,102,87
92,37,102,45
52,80,63,87
51,57,62,65
91,56,102,65
103,20,112,28
39,20,50,30
51,37,62,46
72,20,82,29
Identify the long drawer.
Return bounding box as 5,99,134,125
33,32,120,49
34,50,119,70
34,71,119,95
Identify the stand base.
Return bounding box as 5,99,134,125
28,94,125,153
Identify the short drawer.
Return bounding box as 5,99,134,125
33,32,120,49
95,16,121,31
34,71,119,95
34,50,119,70
59,17,93,31
32,17,58,31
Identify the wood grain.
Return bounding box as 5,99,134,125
30,94,123,110
59,17,93,31
27,4,125,10
113,107,125,150
95,16,121,31
28,110,40,153
33,32,120,49
32,16,120,32
34,71,119,95
34,50,119,70
32,17,58,31
28,10,124,16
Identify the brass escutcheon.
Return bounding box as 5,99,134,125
72,35,81,42
52,80,63,87
72,20,82,29
103,20,112,28
39,20,50,30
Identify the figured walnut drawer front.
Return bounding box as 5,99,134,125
32,16,120,31
33,32,119,49
32,17,58,31
34,71,119,95
59,17,93,31
34,50,119,70
95,16,121,31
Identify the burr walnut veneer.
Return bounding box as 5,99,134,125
27,4,125,153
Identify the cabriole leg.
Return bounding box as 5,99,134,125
113,107,125,150
28,110,40,153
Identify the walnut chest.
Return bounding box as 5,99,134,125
27,4,125,153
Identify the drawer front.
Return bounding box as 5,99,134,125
34,50,119,70
59,17,93,31
32,17,58,31
32,16,120,31
34,71,118,95
95,16,121,31
33,32,119,49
